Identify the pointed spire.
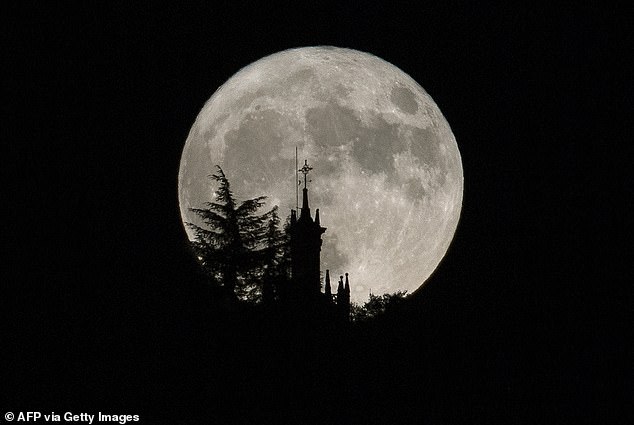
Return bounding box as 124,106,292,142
344,273,350,293
300,187,310,220
324,269,331,297
315,208,320,226
337,276,344,293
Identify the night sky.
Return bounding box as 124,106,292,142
6,3,630,424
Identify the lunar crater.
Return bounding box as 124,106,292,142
390,86,419,114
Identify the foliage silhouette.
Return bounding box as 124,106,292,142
261,206,290,304
350,290,409,322
187,166,281,302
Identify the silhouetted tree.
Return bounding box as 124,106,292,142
261,206,291,305
350,290,409,322
187,166,277,302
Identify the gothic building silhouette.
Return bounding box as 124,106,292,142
287,159,350,322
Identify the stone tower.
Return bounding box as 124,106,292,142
289,160,326,298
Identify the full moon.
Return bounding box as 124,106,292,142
178,47,463,303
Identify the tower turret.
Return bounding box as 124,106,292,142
335,274,349,321
289,159,326,297
336,276,344,304
342,273,351,321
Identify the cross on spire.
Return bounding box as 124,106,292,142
299,159,313,190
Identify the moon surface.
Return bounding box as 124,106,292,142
178,46,463,303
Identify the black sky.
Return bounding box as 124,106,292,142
6,3,631,423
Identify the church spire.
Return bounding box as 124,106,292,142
301,188,310,219
324,269,331,297
289,157,325,297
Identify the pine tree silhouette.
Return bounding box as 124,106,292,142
187,166,277,301
261,206,290,305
